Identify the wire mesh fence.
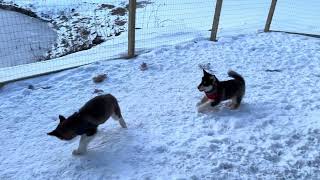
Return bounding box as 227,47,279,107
271,0,320,35
0,0,129,82
135,0,215,51
219,1,270,36
0,0,319,83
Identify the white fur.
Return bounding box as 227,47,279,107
197,99,214,113
111,114,127,128
198,85,213,92
72,134,96,155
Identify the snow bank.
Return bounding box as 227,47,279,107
0,32,320,179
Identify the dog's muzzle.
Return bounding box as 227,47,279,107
198,85,205,91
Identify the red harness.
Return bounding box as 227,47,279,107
205,92,219,100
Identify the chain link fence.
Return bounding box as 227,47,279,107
0,0,319,83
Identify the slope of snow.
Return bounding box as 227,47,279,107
0,9,57,68
1,32,320,179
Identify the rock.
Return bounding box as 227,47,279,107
140,62,148,71
93,74,107,83
28,84,35,90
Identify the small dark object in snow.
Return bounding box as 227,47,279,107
0,83,4,89
41,86,52,89
265,69,282,72
100,4,115,9
93,74,107,83
140,62,148,71
28,85,35,90
111,7,127,16
92,35,105,45
94,89,104,94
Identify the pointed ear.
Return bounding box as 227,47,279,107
59,115,66,123
203,69,212,76
47,130,57,136
202,69,207,74
210,75,217,81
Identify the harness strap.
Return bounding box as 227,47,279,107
205,92,219,100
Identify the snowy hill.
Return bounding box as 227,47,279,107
1,32,320,179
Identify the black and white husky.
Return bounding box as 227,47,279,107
197,69,245,112
48,94,127,155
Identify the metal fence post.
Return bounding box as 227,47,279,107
128,0,136,58
210,0,223,41
264,0,278,32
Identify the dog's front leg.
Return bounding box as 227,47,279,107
73,133,96,155
197,100,213,113
196,96,208,106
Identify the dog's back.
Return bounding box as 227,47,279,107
80,94,123,125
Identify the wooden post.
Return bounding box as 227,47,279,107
128,0,136,58
264,0,278,32
210,0,223,41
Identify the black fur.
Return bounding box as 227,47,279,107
48,94,126,141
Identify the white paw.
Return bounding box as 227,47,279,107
197,106,206,113
72,149,86,156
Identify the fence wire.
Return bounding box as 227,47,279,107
0,0,128,82
219,0,269,36
135,0,215,51
272,0,320,35
0,0,319,83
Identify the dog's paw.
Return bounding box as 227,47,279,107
196,101,203,107
197,106,206,113
72,149,86,156
227,103,239,110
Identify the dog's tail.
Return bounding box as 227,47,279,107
228,70,245,85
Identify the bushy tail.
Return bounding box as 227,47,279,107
228,70,245,85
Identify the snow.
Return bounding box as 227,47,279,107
1,32,320,179
1,0,319,83
0,9,56,68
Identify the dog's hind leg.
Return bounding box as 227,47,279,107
111,99,127,128
112,113,127,128
230,95,243,109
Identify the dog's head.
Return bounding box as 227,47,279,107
198,69,218,92
47,113,80,141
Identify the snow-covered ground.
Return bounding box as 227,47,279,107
1,32,320,179
0,9,56,68
0,0,130,60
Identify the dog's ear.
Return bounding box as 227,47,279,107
210,75,217,80
47,130,58,136
59,115,66,123
203,69,208,75
203,69,212,76
210,75,218,83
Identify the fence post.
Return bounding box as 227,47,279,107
128,0,136,58
210,0,223,41
264,0,277,32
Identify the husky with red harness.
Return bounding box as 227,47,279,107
197,69,245,113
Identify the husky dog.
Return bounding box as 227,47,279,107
197,69,245,112
47,94,127,155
